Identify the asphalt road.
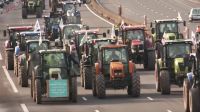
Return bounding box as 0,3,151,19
0,0,188,112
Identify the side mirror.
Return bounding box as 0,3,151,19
103,33,106,37
115,30,119,36
107,29,110,34
183,21,186,26
150,22,153,28
151,28,155,34
3,30,6,37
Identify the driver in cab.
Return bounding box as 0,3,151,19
108,50,120,61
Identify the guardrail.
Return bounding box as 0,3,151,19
88,0,140,25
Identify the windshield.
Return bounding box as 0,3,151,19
42,53,69,79
167,43,191,58
192,8,200,15
64,25,81,39
78,33,98,45
103,48,127,64
126,29,145,41
63,3,75,12
28,42,48,53
93,40,111,49
158,22,178,34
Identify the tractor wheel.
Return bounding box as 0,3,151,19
128,72,140,97
35,79,41,104
83,66,92,89
189,88,200,112
22,7,27,19
70,77,77,103
18,66,28,87
96,74,106,99
80,61,84,87
30,73,33,98
147,50,155,70
5,50,14,70
160,70,170,95
36,7,42,18
14,56,18,76
155,63,161,92
32,71,36,101
183,78,191,112
92,67,97,96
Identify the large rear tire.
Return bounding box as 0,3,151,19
36,7,42,18
18,66,28,87
147,50,155,70
160,70,170,95
155,63,161,92
189,88,200,112
5,50,14,70
22,7,27,19
70,77,77,103
96,74,106,99
128,72,140,97
83,66,92,89
183,78,190,112
35,79,41,104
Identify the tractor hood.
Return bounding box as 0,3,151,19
174,58,188,75
163,32,176,40
110,61,125,80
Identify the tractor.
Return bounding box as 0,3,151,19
155,39,193,95
13,31,50,87
4,25,33,70
115,24,155,70
31,49,79,104
183,26,200,112
21,0,44,19
93,44,140,98
44,13,61,41
72,29,108,89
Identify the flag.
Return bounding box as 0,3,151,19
177,12,182,21
59,18,64,28
34,19,41,32
39,30,42,46
191,31,196,45
79,31,88,46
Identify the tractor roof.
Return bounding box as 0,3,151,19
7,25,33,31
19,31,40,36
39,49,66,54
75,29,99,34
122,25,146,30
100,44,127,49
163,39,193,45
26,39,49,44
155,19,181,23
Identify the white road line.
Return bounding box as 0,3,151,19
20,104,29,112
2,66,18,93
82,97,87,101
94,110,100,112
0,53,2,60
167,109,173,112
147,97,154,101
85,4,114,25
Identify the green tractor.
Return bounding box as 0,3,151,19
4,25,33,70
93,44,140,98
155,39,193,94
21,0,44,19
31,49,79,104
15,36,50,87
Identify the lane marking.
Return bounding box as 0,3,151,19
85,4,114,25
20,104,29,112
94,110,100,112
0,53,2,60
2,66,18,93
167,109,173,112
147,97,154,101
82,97,87,101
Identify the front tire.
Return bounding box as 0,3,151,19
183,78,190,112
18,66,28,87
70,77,77,102
128,72,140,97
35,79,41,104
96,74,106,99
189,88,200,112
160,70,170,95
83,66,92,89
